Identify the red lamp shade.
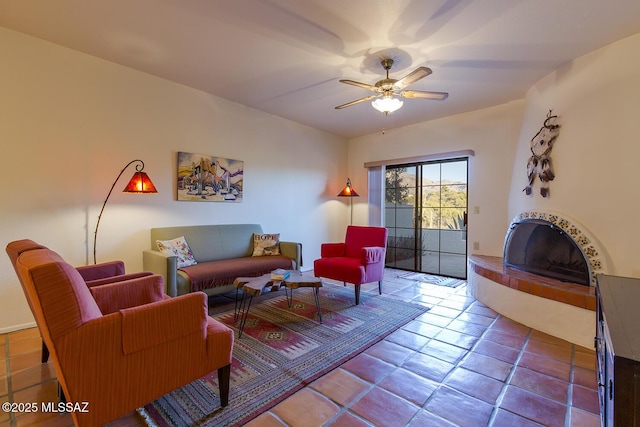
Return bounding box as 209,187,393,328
123,171,158,193
337,178,359,197
94,159,157,264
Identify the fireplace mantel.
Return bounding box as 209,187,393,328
469,255,595,311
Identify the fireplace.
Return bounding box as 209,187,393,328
504,219,589,285
467,210,609,347
503,210,609,287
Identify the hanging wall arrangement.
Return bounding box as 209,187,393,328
177,151,243,202
523,110,560,198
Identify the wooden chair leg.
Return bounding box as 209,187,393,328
58,382,66,403
354,284,361,305
41,342,49,363
218,364,231,407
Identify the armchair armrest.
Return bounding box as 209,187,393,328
280,241,303,269
90,274,166,314
120,292,208,354
86,271,153,288
143,249,178,297
361,246,385,264
321,242,346,258
76,260,125,281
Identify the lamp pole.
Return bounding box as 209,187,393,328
337,178,359,225
93,159,157,264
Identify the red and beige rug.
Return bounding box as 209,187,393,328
139,285,427,427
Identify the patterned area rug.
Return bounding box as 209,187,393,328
397,271,466,288
139,285,427,427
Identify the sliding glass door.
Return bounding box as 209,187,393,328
384,158,468,278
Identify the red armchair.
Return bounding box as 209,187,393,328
314,226,388,305
8,241,234,427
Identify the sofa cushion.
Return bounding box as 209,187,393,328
314,256,366,286
252,233,281,256
156,236,197,268
180,255,292,292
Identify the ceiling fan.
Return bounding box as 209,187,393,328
335,58,448,114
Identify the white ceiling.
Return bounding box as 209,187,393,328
2,0,640,139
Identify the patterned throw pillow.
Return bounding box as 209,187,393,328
156,236,197,268
252,233,281,256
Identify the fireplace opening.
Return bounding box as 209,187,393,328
504,219,589,285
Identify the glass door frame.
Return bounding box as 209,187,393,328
384,157,469,279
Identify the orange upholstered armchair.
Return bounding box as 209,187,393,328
7,241,234,427
314,226,388,305
6,239,152,364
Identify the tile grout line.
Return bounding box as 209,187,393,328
407,287,497,426
486,324,534,426
398,283,460,426
384,293,450,427
564,344,577,427
348,301,444,425
325,285,460,427
265,279,428,427
315,333,428,425
435,307,505,424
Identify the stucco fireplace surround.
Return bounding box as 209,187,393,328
468,209,609,348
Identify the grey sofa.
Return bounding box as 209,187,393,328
143,224,302,297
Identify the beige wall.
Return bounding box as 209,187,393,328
0,28,348,332
508,33,640,278
347,101,525,259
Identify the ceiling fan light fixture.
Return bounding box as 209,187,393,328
372,96,403,114
336,57,446,113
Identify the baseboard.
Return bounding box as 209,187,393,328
0,321,37,334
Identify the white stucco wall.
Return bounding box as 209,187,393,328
508,33,640,278
347,101,525,260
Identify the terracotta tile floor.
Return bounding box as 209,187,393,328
0,269,600,427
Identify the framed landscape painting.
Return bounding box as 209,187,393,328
177,151,243,202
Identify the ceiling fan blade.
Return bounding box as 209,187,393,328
339,79,379,91
335,95,378,109
394,67,432,89
400,90,448,100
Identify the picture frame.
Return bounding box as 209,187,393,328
177,151,243,202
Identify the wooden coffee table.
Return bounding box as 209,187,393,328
233,271,323,337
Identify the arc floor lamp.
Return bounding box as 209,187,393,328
93,159,157,264
337,178,359,225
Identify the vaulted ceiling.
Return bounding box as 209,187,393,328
2,0,640,138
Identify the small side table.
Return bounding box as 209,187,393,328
233,274,275,337
232,272,323,338
283,273,323,324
